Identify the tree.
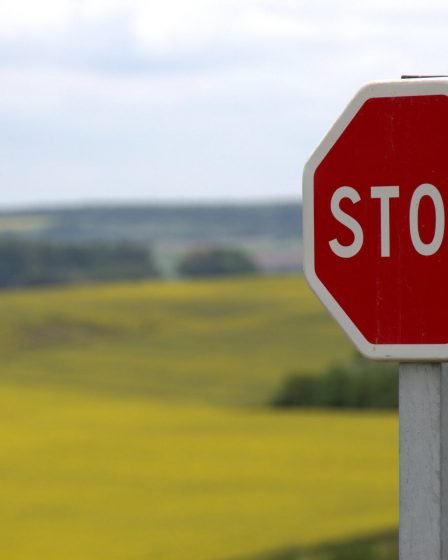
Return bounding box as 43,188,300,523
178,247,258,278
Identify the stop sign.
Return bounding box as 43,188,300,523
303,79,448,360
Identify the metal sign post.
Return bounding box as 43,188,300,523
400,363,448,560
399,75,448,560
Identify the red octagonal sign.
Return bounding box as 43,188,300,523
303,79,448,360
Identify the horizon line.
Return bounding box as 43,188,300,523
0,196,302,213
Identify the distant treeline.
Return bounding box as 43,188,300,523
272,354,398,410
0,239,159,288
0,203,302,244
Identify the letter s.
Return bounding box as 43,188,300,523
329,186,363,258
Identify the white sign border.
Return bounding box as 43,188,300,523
303,78,448,361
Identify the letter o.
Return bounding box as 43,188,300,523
409,183,445,256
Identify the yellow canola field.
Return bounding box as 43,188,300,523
0,384,397,560
0,276,397,558
0,276,353,406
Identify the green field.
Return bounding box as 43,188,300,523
0,276,398,559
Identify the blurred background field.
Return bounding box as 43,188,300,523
0,275,352,405
0,273,397,559
0,384,397,560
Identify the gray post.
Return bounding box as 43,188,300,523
400,363,448,560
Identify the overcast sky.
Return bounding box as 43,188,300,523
1,0,448,207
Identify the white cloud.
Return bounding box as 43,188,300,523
1,0,448,55
132,0,228,52
0,0,72,35
0,0,447,117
